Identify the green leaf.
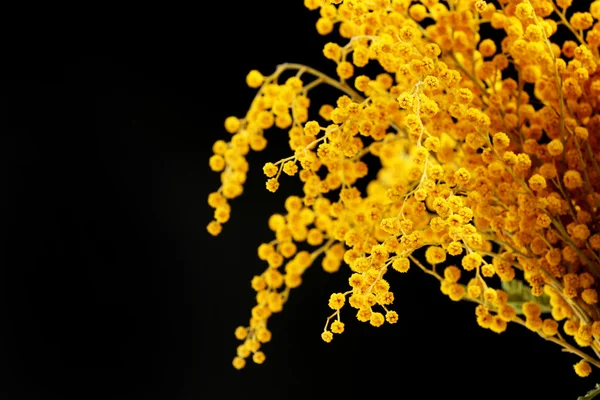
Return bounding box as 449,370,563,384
578,383,600,400
501,279,552,315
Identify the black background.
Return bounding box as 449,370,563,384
1,2,597,399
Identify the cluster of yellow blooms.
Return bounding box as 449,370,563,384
207,0,600,381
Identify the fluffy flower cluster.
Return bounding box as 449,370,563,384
207,0,600,378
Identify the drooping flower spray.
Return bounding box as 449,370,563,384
207,0,600,386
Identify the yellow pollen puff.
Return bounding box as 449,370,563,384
408,4,428,22
354,75,370,92
250,135,268,151
336,61,354,80
328,293,345,310
525,316,543,331
503,151,517,166
576,324,593,344
235,326,248,340
323,42,342,61
284,195,303,213
246,338,261,352
515,153,531,171
570,12,594,30
263,162,278,177
574,127,589,140
528,174,546,191
563,170,583,189
251,276,267,292
256,110,275,130
592,1,600,19
481,265,494,278
385,311,399,324
212,140,228,155
447,241,463,256
454,168,471,186
425,246,447,264
466,278,482,299
369,312,385,327
352,46,369,68
208,154,226,172
448,284,466,301
303,0,319,10
267,252,284,269
349,273,364,288
320,3,336,18
582,288,598,304
492,132,510,149
322,256,340,273
258,327,273,343
424,136,440,152
572,224,591,241
258,243,275,260
321,330,333,343
353,257,371,273
580,272,595,288
522,302,542,319
285,273,302,288
266,178,279,193
556,0,572,8
474,0,487,13
380,217,400,235
414,147,429,166
539,163,557,179
280,241,297,258
574,360,592,377
547,139,564,157
331,320,345,334
461,253,483,271
392,257,410,273
378,292,394,305
233,356,246,370
542,319,559,336
307,228,324,246
424,43,441,58
304,120,321,136
479,39,496,57
515,3,534,20
399,219,414,233
397,92,413,109
207,192,226,209
421,100,439,118
237,344,251,358
357,308,371,322
252,351,266,364
423,75,440,91
444,266,461,283
564,273,580,289
490,316,507,333
282,161,298,176
246,70,264,88
522,65,541,83
475,305,489,318
524,25,543,42
316,17,334,35
498,304,516,322
457,88,474,104
593,322,600,339
224,116,241,134
285,77,303,93
477,313,493,329
206,221,222,236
